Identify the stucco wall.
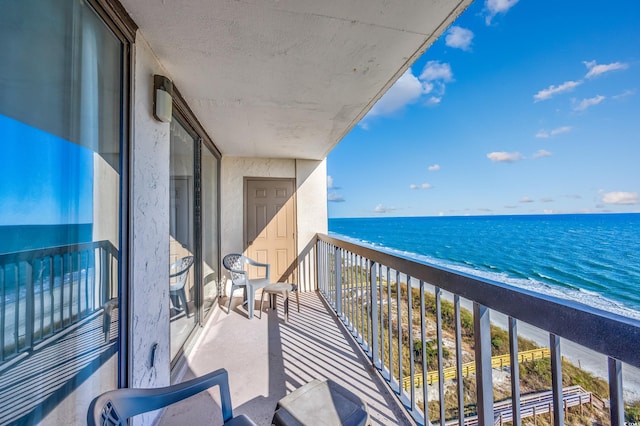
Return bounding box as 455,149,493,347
296,159,328,291
130,33,171,423
221,157,327,291
92,153,120,248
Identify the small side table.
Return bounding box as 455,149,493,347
259,283,299,321
272,379,370,426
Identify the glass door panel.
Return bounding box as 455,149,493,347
169,117,197,360
202,147,220,316
0,0,124,423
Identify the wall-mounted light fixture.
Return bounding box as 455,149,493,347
153,74,173,123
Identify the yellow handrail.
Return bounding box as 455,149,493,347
402,348,551,390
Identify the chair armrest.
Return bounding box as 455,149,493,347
88,368,234,426
245,259,270,281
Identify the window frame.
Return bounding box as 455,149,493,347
85,0,135,388
169,86,222,372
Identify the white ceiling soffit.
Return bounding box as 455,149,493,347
121,0,471,160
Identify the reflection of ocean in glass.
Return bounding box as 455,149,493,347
1,224,94,306
0,224,93,255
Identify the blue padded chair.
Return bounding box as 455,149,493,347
87,368,256,426
170,256,194,317
222,254,270,319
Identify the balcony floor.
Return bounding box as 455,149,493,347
158,290,412,426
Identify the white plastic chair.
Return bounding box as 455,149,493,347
222,254,270,319
87,368,256,426
169,256,194,317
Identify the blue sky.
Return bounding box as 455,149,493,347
327,0,640,218
0,114,94,226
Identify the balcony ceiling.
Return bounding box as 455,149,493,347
121,0,471,160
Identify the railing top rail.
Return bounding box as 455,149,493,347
317,233,640,368
0,240,117,264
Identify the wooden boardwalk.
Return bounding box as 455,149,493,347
444,385,605,426
402,347,551,389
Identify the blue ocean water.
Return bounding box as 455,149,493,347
0,224,93,254
329,213,640,320
0,224,94,304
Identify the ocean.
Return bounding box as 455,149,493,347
0,224,93,255
329,213,640,320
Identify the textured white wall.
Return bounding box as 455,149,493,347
296,159,327,291
220,157,296,257
130,34,171,425
92,153,119,248
220,157,327,291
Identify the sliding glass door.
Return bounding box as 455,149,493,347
169,112,221,362
169,117,198,360
0,0,128,423
202,147,221,316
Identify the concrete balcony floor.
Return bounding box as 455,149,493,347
158,290,412,426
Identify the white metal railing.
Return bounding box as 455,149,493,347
316,234,640,426
1,241,118,363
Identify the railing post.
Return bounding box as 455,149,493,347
0,264,5,362
420,281,430,426
370,262,380,368
455,294,464,426
474,302,494,426
407,276,415,407
316,240,321,293
396,270,402,393
436,287,445,424
550,333,564,426
608,357,624,426
101,247,109,304
335,246,342,318
509,316,521,426
25,261,35,350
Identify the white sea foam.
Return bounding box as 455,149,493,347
330,233,640,321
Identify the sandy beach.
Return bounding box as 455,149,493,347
489,310,640,402
405,275,640,402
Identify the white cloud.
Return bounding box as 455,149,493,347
445,26,474,51
374,204,397,213
520,197,534,203
420,61,454,82
410,183,432,190
536,126,572,138
613,89,635,100
583,60,629,79
485,0,519,25
602,191,638,205
487,151,524,162
573,95,605,111
327,175,334,189
533,149,552,158
364,62,454,121
428,164,441,171
540,198,554,203
551,126,572,136
327,192,345,202
534,81,582,102
367,69,425,117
